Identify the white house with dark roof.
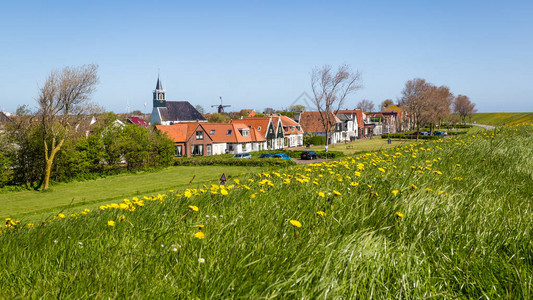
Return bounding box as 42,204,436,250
150,76,206,125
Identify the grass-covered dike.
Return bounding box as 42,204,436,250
1,125,532,298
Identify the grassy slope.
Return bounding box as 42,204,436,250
1,125,532,298
0,166,259,220
472,112,533,126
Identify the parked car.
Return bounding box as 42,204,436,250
233,152,252,159
258,153,274,158
300,150,318,160
434,131,447,137
273,153,291,160
421,131,430,136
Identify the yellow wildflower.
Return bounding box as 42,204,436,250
194,231,205,239
378,168,385,173
392,190,399,195
411,184,418,190
318,192,325,198
196,224,205,229
119,215,126,222
333,190,341,196
290,220,302,228
396,212,404,218
188,205,199,212
220,189,228,196
58,213,66,219
107,220,115,227
350,182,359,186
316,211,326,217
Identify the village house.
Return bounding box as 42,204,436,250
156,122,266,157
336,109,364,139
232,116,285,150
150,76,206,125
297,111,344,144
279,115,304,148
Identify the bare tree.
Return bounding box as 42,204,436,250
264,107,276,114
453,95,476,124
356,99,374,112
311,64,362,148
380,99,394,110
420,85,454,132
399,78,432,134
37,64,100,190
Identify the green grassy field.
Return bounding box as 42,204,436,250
1,124,532,298
472,112,533,126
0,166,260,221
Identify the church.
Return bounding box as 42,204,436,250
150,76,206,125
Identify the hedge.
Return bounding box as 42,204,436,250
174,158,297,167
381,134,440,140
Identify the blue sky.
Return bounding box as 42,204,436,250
0,0,532,114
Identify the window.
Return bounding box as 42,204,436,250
258,126,261,131
227,129,232,135
196,131,204,140
175,145,183,157
290,126,295,131
191,145,203,156
210,129,215,135
241,129,249,137
206,145,212,156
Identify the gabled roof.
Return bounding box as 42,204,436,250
232,117,272,138
127,116,149,127
158,101,206,123
298,111,340,133
337,109,364,130
279,115,304,134
156,124,189,142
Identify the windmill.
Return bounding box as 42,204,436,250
211,96,231,113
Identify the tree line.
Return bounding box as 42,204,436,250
0,65,175,191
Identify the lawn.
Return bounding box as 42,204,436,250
0,165,260,220
1,124,531,298
471,112,533,126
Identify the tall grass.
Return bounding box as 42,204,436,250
1,125,532,298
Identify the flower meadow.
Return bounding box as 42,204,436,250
1,125,532,298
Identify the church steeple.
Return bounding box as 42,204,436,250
153,74,166,107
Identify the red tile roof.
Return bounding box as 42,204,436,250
232,117,272,138
299,111,340,133
156,124,189,142
337,109,364,130
279,115,303,134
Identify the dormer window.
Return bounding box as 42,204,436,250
210,129,215,135
290,126,295,131
241,129,249,137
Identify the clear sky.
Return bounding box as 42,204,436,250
1,0,532,114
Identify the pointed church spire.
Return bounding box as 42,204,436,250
155,74,163,90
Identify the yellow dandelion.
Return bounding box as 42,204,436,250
119,215,126,222
194,231,205,239
350,182,359,186
220,189,228,196
58,213,66,219
290,220,302,228
396,212,404,218
392,190,399,195
318,192,325,198
188,205,199,212
333,190,341,196
411,184,418,190
196,224,205,229
250,193,256,199
378,167,385,173
107,220,115,227
316,211,326,217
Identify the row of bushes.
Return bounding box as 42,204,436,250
382,134,441,140
174,158,297,167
